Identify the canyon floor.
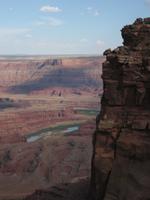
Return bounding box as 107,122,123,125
0,56,103,199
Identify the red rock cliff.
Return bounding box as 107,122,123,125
91,18,150,200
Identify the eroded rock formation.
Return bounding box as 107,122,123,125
0,56,103,199
91,18,150,200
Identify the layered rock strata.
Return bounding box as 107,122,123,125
91,18,150,200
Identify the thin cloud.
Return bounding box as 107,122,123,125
36,17,63,27
0,28,32,54
86,7,100,17
25,34,32,38
0,28,31,37
47,18,63,26
36,21,46,26
9,7,14,11
87,7,92,11
80,38,88,43
96,40,104,47
94,10,100,16
40,5,62,13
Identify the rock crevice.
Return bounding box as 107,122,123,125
91,18,150,200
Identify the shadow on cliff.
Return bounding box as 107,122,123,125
24,179,90,200
8,67,101,94
0,98,20,110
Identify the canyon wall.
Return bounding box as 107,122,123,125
91,18,150,200
0,56,103,199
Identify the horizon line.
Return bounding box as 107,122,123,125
0,54,104,60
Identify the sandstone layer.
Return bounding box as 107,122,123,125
0,56,103,199
91,18,150,200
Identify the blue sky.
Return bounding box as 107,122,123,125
0,0,149,55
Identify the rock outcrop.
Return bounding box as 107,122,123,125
91,18,150,200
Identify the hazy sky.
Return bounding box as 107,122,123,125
0,0,149,55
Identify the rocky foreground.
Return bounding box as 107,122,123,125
91,18,150,200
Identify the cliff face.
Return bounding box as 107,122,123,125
91,18,150,200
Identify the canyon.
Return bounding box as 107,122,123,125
0,56,104,199
0,17,150,200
